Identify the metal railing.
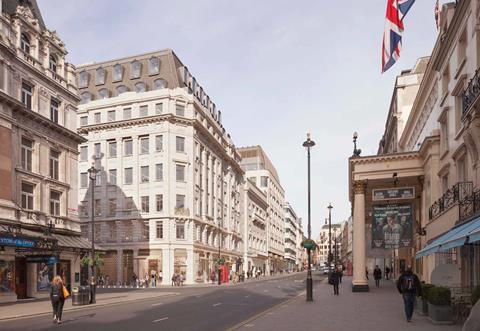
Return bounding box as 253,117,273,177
462,68,480,118
459,188,480,223
429,182,473,220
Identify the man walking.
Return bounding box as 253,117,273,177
329,267,341,295
396,266,422,322
385,266,390,280
373,265,382,288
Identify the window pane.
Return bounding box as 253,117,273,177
156,195,163,212
176,222,185,239
176,104,185,116
131,60,141,78
109,198,116,216
108,141,117,158
123,108,132,119
176,194,185,209
80,146,88,161
141,166,149,183
141,196,149,213
139,105,148,117
99,89,109,99
153,79,166,90
176,136,185,152
79,71,88,88
124,167,133,184
80,173,88,188
155,135,163,151
135,82,146,93
113,64,123,81
149,57,160,75
94,112,101,124
155,103,163,114
116,85,129,95
156,220,163,238
176,164,185,182
80,116,88,126
156,163,163,181
109,169,117,185
124,139,132,155
96,68,105,85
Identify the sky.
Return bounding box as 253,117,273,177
37,0,440,237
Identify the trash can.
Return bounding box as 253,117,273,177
71,287,82,306
82,286,90,305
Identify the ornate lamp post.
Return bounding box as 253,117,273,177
302,133,315,302
353,132,362,157
87,163,98,304
327,203,333,274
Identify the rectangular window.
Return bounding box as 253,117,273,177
21,82,32,110
49,191,61,216
140,166,149,183
156,221,163,239
21,138,33,171
176,136,185,152
155,103,163,114
95,172,101,186
440,116,449,154
79,201,88,217
139,105,148,117
108,140,117,158
80,146,88,161
442,174,449,194
80,172,88,188
156,194,163,212
260,176,268,187
458,157,467,182
176,164,185,182
176,104,185,116
109,198,116,216
49,149,59,180
176,221,185,239
21,182,34,210
109,169,117,185
124,167,133,184
50,98,59,123
155,163,163,181
80,116,88,126
124,138,133,156
123,107,132,120
94,143,101,157
140,136,149,154
95,199,101,216
125,197,134,212
108,223,117,242
155,135,163,151
176,194,185,209
141,196,149,213
107,110,116,121
94,112,101,124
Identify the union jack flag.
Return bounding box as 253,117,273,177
381,0,416,73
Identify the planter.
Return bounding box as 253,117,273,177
416,297,428,316
428,302,453,324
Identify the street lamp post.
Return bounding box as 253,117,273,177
327,203,333,274
302,133,315,302
353,132,362,157
87,163,98,304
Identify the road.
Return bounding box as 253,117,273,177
0,272,324,331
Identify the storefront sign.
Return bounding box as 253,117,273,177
26,255,58,265
372,187,415,201
0,236,36,248
371,204,413,249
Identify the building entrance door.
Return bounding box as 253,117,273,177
15,257,27,299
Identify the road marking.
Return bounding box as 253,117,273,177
151,302,163,307
212,302,222,307
263,290,269,292
152,317,168,323
244,324,255,327
266,312,274,315
244,295,251,298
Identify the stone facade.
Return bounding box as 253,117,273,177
283,202,303,272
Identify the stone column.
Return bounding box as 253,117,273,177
208,155,213,217
186,248,194,284
202,149,207,217
352,180,369,292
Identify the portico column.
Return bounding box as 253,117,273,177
202,149,207,217
352,180,369,292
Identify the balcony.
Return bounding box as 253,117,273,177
462,68,480,119
429,182,472,220
459,188,480,223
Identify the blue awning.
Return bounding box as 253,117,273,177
416,216,480,259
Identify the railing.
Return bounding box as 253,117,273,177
429,182,473,220
462,68,480,118
459,188,480,223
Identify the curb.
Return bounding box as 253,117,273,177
0,292,179,322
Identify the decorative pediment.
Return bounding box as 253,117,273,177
16,5,39,27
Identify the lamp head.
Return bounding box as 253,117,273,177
353,131,358,140
302,132,315,149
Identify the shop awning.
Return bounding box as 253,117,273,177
52,233,104,251
416,216,480,259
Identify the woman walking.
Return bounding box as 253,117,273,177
50,275,65,324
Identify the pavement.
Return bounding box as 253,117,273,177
234,276,463,331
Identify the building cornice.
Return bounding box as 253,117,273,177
349,151,420,165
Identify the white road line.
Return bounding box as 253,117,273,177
151,302,163,307
263,290,269,292
152,317,168,323
244,323,255,327
212,302,222,307
244,295,251,298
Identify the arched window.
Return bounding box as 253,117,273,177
153,79,167,90
95,67,105,85
135,82,146,93
148,57,160,75
49,55,57,72
20,33,30,54
116,85,129,96
98,88,109,99
80,92,92,104
78,71,89,88
131,60,141,78
113,64,123,81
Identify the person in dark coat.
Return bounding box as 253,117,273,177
329,267,341,295
373,265,382,288
50,275,65,324
396,266,422,322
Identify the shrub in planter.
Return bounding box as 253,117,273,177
472,286,480,305
427,286,453,324
417,284,435,315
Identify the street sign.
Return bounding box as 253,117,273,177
0,236,36,248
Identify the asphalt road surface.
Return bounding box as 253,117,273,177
0,272,324,331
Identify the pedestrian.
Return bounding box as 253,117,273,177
374,265,382,288
396,266,422,322
365,267,369,280
179,273,184,286
385,266,390,280
144,274,149,288
171,273,176,286
329,267,340,295
210,270,216,284
50,275,65,324
151,273,156,288
338,268,343,284
132,273,137,287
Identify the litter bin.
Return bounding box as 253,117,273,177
82,286,90,305
71,287,82,306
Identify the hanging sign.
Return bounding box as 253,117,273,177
372,187,415,201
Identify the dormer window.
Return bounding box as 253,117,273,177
149,57,160,75
153,79,166,90
116,85,129,96
95,67,105,85
135,82,146,92
49,55,57,73
131,60,141,78
113,64,123,81
98,88,109,99
80,92,92,104
78,71,89,88
20,33,30,54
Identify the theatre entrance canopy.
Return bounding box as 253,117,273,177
348,152,424,292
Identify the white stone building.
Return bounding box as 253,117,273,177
238,146,286,275
0,0,90,303
284,202,303,272
76,50,244,285
315,223,341,267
